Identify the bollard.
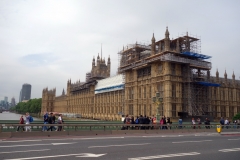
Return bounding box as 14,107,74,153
216,125,221,133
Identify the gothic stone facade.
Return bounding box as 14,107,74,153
41,28,240,121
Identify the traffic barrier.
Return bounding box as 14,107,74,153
0,123,239,138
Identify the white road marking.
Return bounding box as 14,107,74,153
128,152,200,160
0,149,50,154
4,153,106,160
219,148,240,152
76,153,106,157
142,135,181,138
0,140,42,143
89,143,150,148
73,136,124,140
0,142,76,148
228,138,240,141
172,140,212,143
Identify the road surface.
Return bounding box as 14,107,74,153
0,132,239,160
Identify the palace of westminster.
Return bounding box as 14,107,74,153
41,27,240,121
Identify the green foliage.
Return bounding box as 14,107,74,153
11,98,42,114
233,112,240,120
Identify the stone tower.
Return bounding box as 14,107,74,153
91,50,111,80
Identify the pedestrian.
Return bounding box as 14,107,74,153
57,114,63,131
47,113,54,131
42,112,48,131
25,112,31,132
224,118,229,129
16,115,24,132
197,118,201,129
167,117,171,130
178,118,183,129
135,116,139,129
130,116,135,129
163,116,167,129
160,117,164,129
204,118,210,129
192,118,196,129
52,113,56,131
220,117,224,128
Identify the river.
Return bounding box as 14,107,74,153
0,111,41,120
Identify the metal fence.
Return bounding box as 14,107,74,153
1,123,239,133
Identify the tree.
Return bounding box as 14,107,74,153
11,98,42,114
233,112,240,120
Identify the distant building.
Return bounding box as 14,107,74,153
11,97,16,107
20,84,31,102
19,89,22,103
4,96,8,103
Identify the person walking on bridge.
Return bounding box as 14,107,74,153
42,112,48,132
16,115,24,132
25,112,31,132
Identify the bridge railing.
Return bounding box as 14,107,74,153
0,123,239,132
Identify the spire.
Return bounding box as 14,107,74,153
216,69,219,76
232,71,235,79
97,53,100,59
151,33,156,55
176,38,180,53
216,69,219,82
101,44,102,61
123,45,124,51
62,88,65,95
224,70,227,78
151,33,155,42
108,55,110,64
165,26,169,38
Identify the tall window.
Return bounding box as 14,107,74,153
144,87,146,98
172,104,176,117
157,83,164,98
144,104,146,116
171,63,176,75
150,105,152,116
221,107,226,117
129,105,133,115
129,88,134,99
138,87,141,98
229,107,234,118
158,63,163,74
172,84,176,98
138,105,141,115
149,86,152,98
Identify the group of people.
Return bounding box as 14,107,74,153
16,112,65,132
42,112,64,132
122,114,172,130
16,112,32,132
220,117,240,129
191,117,211,129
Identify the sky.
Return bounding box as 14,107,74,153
0,0,240,102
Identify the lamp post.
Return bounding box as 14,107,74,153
152,92,163,121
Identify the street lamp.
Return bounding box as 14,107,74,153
152,92,163,121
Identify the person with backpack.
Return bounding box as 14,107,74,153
42,112,48,132
47,113,54,131
25,112,32,132
16,115,25,132
220,117,224,128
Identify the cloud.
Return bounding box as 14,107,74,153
19,53,58,67
0,0,240,102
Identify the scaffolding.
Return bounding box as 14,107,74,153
118,32,219,117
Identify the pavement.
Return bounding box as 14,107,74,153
0,132,240,160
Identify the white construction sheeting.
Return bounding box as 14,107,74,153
95,74,124,94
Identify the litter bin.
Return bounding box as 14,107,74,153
216,125,221,133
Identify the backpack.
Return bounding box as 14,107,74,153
135,118,139,124
29,116,33,122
